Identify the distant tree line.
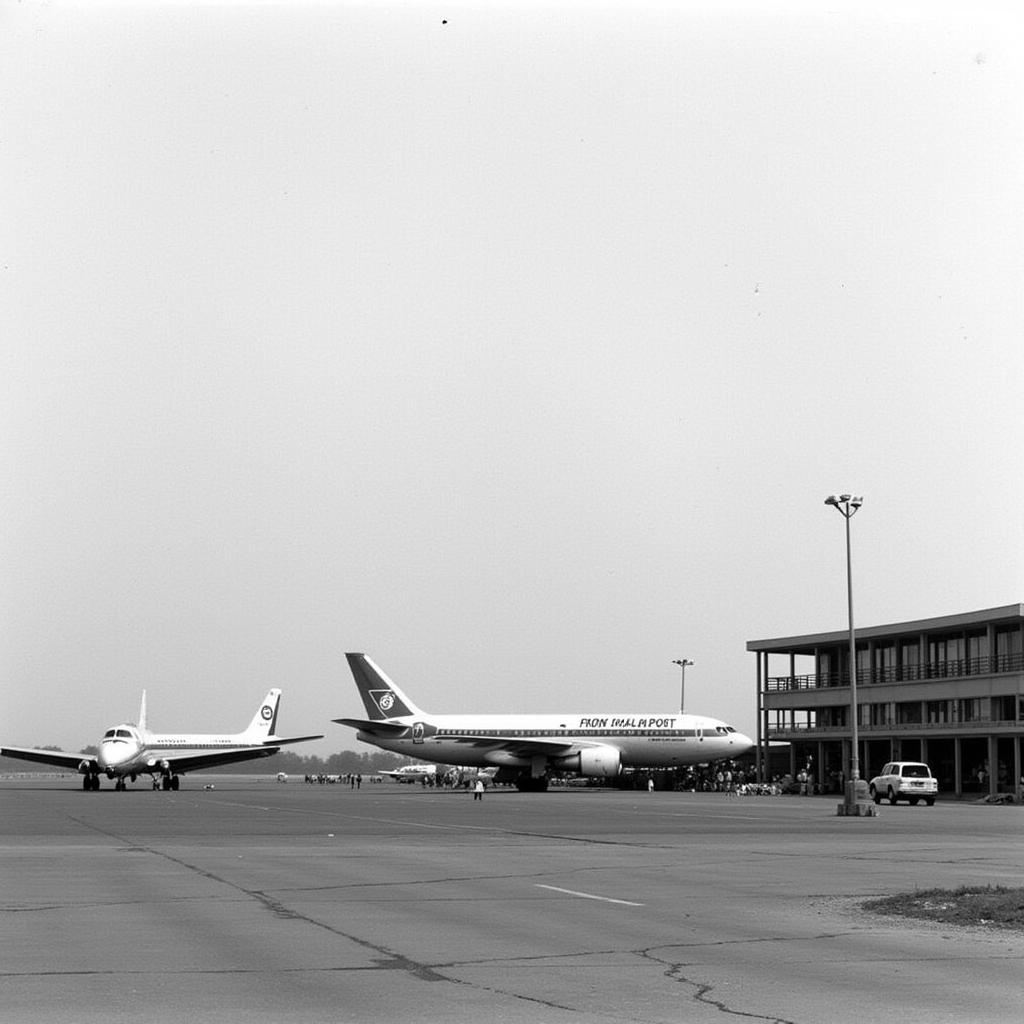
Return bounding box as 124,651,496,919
0,748,411,777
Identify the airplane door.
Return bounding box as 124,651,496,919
412,722,424,744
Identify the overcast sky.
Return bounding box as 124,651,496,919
3,0,1022,758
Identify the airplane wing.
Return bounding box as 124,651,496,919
146,736,323,776
333,718,581,758
148,747,283,774
0,745,95,771
437,733,578,757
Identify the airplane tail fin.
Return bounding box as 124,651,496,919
138,690,147,732
243,689,281,739
345,654,422,719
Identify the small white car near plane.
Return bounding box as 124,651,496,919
335,653,755,792
869,762,938,806
1,689,322,791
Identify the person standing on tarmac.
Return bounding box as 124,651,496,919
473,778,485,801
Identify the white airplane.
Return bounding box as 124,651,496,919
0,689,323,791
379,763,438,782
335,653,755,791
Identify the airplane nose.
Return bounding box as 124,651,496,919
734,733,755,754
99,742,130,769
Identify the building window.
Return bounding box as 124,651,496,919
991,696,1015,722
926,700,949,725
817,651,833,686
856,647,871,682
966,632,989,673
897,701,922,725
930,635,965,677
821,706,845,728
874,644,896,682
959,698,983,723
996,628,1023,672
900,640,921,680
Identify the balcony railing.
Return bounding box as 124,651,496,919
766,717,1021,737
766,651,1024,693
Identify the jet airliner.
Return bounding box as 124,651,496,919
335,653,755,791
1,689,323,790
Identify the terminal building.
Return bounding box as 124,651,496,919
747,604,1024,799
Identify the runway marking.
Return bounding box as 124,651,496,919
535,884,643,907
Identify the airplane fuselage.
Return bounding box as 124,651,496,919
356,711,750,774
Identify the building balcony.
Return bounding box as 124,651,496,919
766,717,1022,739
765,652,1024,693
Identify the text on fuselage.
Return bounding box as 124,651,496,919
578,717,675,729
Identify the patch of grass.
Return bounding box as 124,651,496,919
863,886,1024,930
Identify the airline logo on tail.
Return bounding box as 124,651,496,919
364,687,416,718
370,690,400,715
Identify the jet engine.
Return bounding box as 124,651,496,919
555,745,621,778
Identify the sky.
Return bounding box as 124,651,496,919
2,0,1023,759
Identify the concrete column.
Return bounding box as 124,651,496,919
755,652,763,783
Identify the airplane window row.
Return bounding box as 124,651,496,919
435,728,705,738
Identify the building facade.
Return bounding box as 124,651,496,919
747,604,1024,799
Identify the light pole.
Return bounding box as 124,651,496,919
824,493,867,812
672,659,693,714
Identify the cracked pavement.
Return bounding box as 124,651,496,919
2,779,1023,1023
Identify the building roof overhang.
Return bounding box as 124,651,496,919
746,603,1024,655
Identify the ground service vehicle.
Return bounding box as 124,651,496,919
869,762,938,806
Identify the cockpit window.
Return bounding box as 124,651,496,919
114,729,133,739
103,730,116,738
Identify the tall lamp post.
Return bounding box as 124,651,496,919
825,493,869,814
672,659,693,714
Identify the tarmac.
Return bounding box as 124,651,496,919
2,775,1023,1024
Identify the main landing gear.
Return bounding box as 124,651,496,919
82,774,101,791
159,775,180,791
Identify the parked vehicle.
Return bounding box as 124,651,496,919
869,762,938,806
